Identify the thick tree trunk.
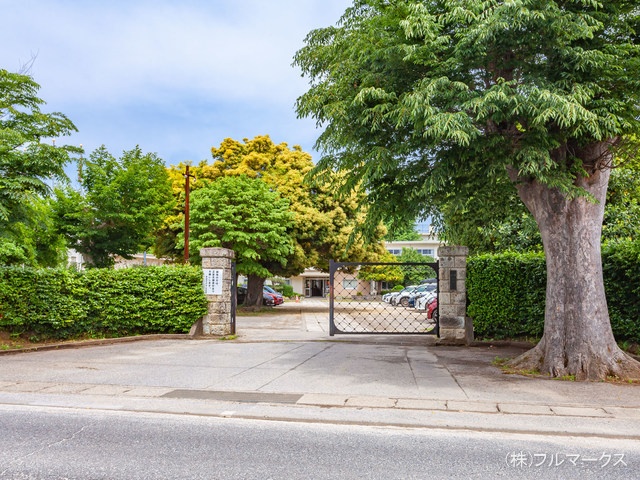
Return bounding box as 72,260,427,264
507,145,640,381
246,274,266,309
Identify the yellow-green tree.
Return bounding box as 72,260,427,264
162,135,387,274
357,251,404,290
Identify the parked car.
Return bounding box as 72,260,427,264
382,291,400,303
263,285,284,305
426,297,438,321
262,292,276,306
390,286,417,306
406,283,438,308
237,286,276,306
394,285,425,307
415,289,437,310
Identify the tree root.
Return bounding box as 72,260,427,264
507,341,640,382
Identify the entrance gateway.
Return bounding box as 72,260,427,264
329,260,440,336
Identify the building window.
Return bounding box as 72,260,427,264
417,249,434,256
387,249,401,255
342,279,358,290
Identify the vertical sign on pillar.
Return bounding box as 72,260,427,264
203,268,223,295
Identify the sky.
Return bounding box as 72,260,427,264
1,0,352,170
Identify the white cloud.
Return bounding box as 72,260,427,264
0,0,351,165
3,0,346,105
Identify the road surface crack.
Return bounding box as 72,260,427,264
0,424,92,476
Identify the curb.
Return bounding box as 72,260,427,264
0,333,196,356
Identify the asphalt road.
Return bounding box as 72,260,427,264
1,405,638,480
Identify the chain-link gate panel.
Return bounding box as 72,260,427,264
329,261,439,335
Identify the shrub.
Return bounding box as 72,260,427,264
0,267,88,337
0,265,208,339
271,283,294,298
83,266,208,336
468,246,640,343
467,252,546,339
602,240,640,341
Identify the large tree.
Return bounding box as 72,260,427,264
162,135,388,270
53,146,174,268
0,69,79,264
294,1,640,380
188,175,294,307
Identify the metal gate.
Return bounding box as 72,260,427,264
329,260,439,336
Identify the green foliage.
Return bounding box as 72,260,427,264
0,266,207,339
0,266,88,337
603,166,640,244
0,69,79,224
602,240,640,340
468,248,640,342
0,196,67,267
165,136,388,272
82,266,207,336
385,222,421,241
467,252,547,339
53,146,175,268
294,1,640,235
0,69,79,267
442,159,639,255
188,175,294,278
357,250,404,283
271,283,294,298
397,248,436,285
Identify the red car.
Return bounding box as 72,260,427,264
427,297,438,321
263,286,284,306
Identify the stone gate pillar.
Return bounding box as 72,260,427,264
200,247,235,336
438,246,473,345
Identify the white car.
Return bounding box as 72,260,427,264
382,292,397,303
390,286,418,306
415,291,437,310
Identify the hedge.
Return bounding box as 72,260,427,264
467,241,640,342
467,252,546,339
0,265,208,339
602,240,640,341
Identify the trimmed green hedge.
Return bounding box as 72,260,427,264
468,242,640,342
602,240,640,341
467,252,546,339
0,266,208,339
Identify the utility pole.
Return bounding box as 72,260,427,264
183,165,196,263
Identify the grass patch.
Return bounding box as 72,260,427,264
491,356,511,367
236,306,279,316
492,356,542,377
218,335,238,341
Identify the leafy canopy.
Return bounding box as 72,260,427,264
0,196,67,267
188,175,294,279
0,69,79,221
53,146,175,268
294,0,640,231
0,69,78,265
164,135,387,272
